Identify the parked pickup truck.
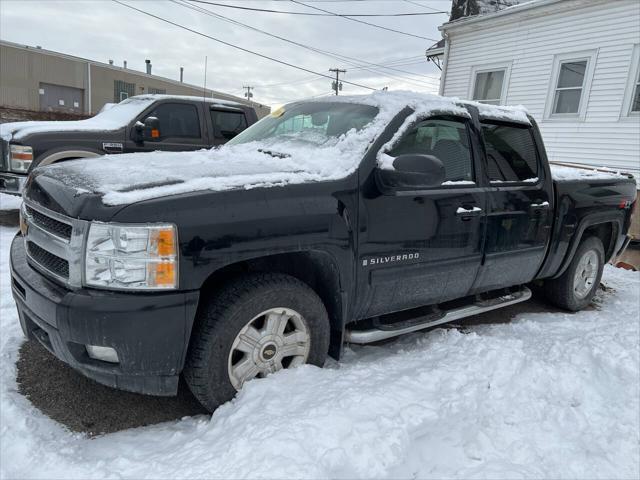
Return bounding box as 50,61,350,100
0,94,259,195
10,92,636,411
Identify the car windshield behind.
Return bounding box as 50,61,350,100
89,97,155,125
227,102,379,148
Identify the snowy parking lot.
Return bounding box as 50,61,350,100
0,195,639,479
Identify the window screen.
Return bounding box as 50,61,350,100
211,109,248,139
482,123,539,182
148,103,201,139
388,118,474,183
473,70,505,105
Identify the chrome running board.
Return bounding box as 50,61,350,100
345,287,532,344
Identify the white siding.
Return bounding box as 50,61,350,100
442,0,640,175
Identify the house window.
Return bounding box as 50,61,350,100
631,70,640,113
546,51,597,119
473,70,505,105
623,44,640,116
119,91,129,101
552,60,587,114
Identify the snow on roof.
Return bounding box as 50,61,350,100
0,95,244,142
40,91,532,206
132,94,243,107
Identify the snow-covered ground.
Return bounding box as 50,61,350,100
1,209,639,478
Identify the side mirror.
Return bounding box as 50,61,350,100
375,154,446,193
135,116,161,141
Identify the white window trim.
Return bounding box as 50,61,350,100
621,44,640,118
119,91,129,101
544,49,598,120
468,62,512,105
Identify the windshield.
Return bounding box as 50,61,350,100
227,102,380,148
90,97,155,124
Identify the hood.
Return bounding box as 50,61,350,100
0,96,155,143
34,132,375,207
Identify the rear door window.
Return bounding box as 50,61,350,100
387,118,474,183
147,103,201,139
211,109,248,140
481,122,539,182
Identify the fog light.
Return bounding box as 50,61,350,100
86,345,119,363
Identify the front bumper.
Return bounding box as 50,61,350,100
0,172,26,196
10,234,200,396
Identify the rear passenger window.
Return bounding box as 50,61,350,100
481,123,539,182
148,103,201,139
211,109,248,140
388,118,474,183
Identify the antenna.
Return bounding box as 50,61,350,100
203,56,208,100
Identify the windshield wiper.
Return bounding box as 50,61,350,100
258,149,290,159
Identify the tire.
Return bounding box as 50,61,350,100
543,236,605,311
184,273,330,412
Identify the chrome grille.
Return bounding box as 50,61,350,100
26,206,72,241
23,200,88,287
27,241,69,279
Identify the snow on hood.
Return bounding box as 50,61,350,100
38,91,531,206
0,97,155,142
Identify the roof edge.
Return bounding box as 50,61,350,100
439,0,608,32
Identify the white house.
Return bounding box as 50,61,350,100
433,0,640,178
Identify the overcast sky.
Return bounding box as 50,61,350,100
0,0,450,106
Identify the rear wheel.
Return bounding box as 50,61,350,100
543,236,605,311
184,273,330,412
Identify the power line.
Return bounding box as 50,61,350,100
289,0,440,41
188,0,447,16
175,0,440,87
402,0,449,14
112,0,378,92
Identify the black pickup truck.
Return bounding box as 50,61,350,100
10,92,636,411
0,94,259,195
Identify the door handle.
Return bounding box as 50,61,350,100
530,201,550,209
456,206,483,217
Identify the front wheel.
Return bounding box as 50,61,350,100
543,236,605,311
184,273,330,412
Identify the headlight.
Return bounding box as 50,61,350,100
10,145,33,173
85,223,178,290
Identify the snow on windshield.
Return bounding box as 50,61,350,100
0,97,155,141
41,91,531,206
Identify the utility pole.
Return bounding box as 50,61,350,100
329,68,346,95
243,86,254,101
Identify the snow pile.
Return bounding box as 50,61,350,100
0,193,22,211
1,221,638,478
550,164,633,182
